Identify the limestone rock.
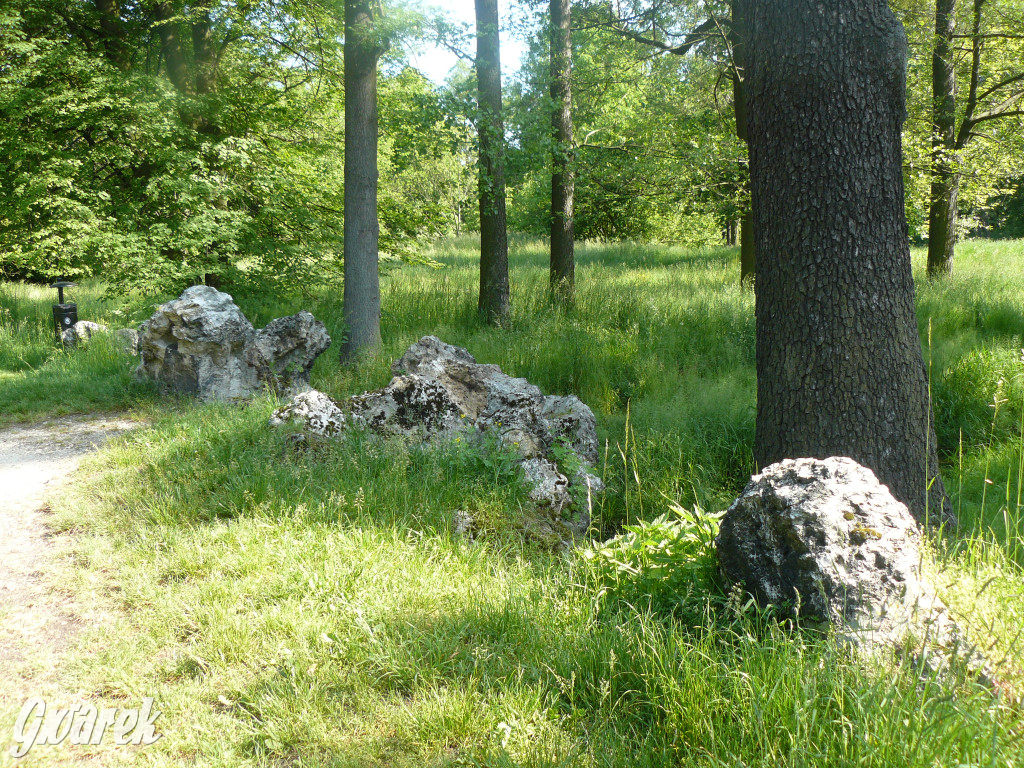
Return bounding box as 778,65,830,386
348,375,466,438
62,320,107,348
268,389,346,436
542,395,600,465
274,336,604,541
452,510,475,537
246,311,331,395
136,286,256,400
521,457,572,515
136,286,331,401
393,336,600,463
115,328,140,356
716,457,982,669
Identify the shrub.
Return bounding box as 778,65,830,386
579,500,724,621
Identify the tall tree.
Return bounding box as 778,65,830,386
549,0,574,301
927,0,959,279
342,0,386,360
747,0,950,521
475,0,511,324
926,0,1024,277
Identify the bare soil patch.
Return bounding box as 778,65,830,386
0,414,141,763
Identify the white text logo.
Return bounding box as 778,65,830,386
9,698,162,758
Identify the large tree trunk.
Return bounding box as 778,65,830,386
192,4,217,96
341,0,383,361
93,0,127,68
747,0,951,523
927,0,959,278
732,0,755,286
739,208,754,285
475,0,511,325
549,0,574,302
154,2,192,95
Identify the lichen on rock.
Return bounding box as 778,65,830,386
716,457,986,676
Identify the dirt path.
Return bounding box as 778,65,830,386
0,415,141,763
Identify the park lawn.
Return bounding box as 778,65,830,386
1,238,1023,766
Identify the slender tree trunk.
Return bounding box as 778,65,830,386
747,0,951,523
927,0,959,278
732,0,755,286
549,0,574,303
341,0,383,360
475,0,510,325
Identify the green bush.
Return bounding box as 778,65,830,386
580,500,724,620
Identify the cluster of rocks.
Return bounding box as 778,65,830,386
715,457,985,676
134,286,331,401
123,288,986,676
270,336,603,544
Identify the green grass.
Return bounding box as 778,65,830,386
0,281,159,422
2,238,1024,766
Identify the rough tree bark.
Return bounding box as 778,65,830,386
549,0,574,302
927,0,960,278
475,0,511,325
747,0,951,522
341,0,384,360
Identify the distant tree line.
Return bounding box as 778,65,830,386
1,0,1021,299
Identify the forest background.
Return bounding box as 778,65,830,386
2,0,1022,292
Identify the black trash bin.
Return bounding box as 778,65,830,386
49,279,78,344
53,303,78,342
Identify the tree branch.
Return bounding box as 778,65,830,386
608,17,719,57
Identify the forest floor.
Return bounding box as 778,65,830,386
1,238,1023,766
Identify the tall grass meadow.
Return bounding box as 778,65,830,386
1,238,1022,766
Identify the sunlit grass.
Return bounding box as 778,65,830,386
2,237,1024,766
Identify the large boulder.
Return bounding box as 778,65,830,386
272,336,604,544
136,286,330,401
246,311,332,395
716,457,981,670
391,336,600,462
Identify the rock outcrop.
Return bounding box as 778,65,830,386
716,457,983,673
271,336,604,543
136,286,330,401
246,311,332,396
